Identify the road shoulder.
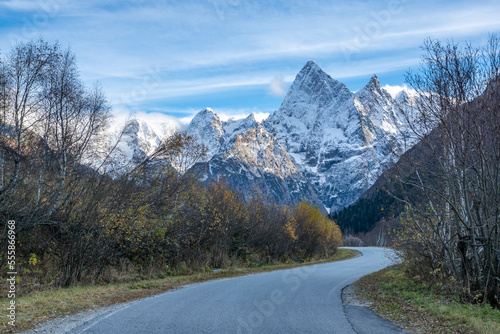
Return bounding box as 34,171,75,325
342,282,408,334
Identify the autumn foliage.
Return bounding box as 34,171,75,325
0,40,342,292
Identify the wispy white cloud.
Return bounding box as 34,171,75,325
107,70,295,108
1,0,498,122
382,84,415,99
216,110,270,123
267,75,287,97
0,0,45,11
108,108,183,133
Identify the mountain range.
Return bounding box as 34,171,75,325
98,61,420,213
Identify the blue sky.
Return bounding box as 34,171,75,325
1,0,499,124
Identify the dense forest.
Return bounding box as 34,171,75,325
331,189,396,235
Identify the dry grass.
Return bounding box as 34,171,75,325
1,248,358,333
353,264,500,334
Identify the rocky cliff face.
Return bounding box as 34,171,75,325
262,61,417,212
92,61,418,213
186,108,225,158
188,111,321,208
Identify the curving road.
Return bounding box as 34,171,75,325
69,247,402,334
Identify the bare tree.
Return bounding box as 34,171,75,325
398,35,500,306
42,48,109,217
150,130,208,174
0,40,110,283
0,40,58,206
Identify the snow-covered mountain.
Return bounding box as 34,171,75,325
90,60,419,213
89,116,179,173
187,109,321,208
186,108,225,158
262,61,418,212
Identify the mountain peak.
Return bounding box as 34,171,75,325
298,60,328,79
191,107,221,123
303,60,321,70
187,107,224,156
246,112,257,123
223,112,260,141
272,60,353,123
364,74,381,90
199,107,216,116
356,74,390,101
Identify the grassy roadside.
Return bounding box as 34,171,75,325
353,264,500,334
1,248,358,333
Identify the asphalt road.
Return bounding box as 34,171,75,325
69,247,403,334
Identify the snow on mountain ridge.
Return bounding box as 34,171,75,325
89,114,179,174
87,61,420,213
190,118,322,208
263,61,419,212
186,107,225,158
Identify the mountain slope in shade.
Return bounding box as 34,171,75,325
335,75,500,234
263,61,418,212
